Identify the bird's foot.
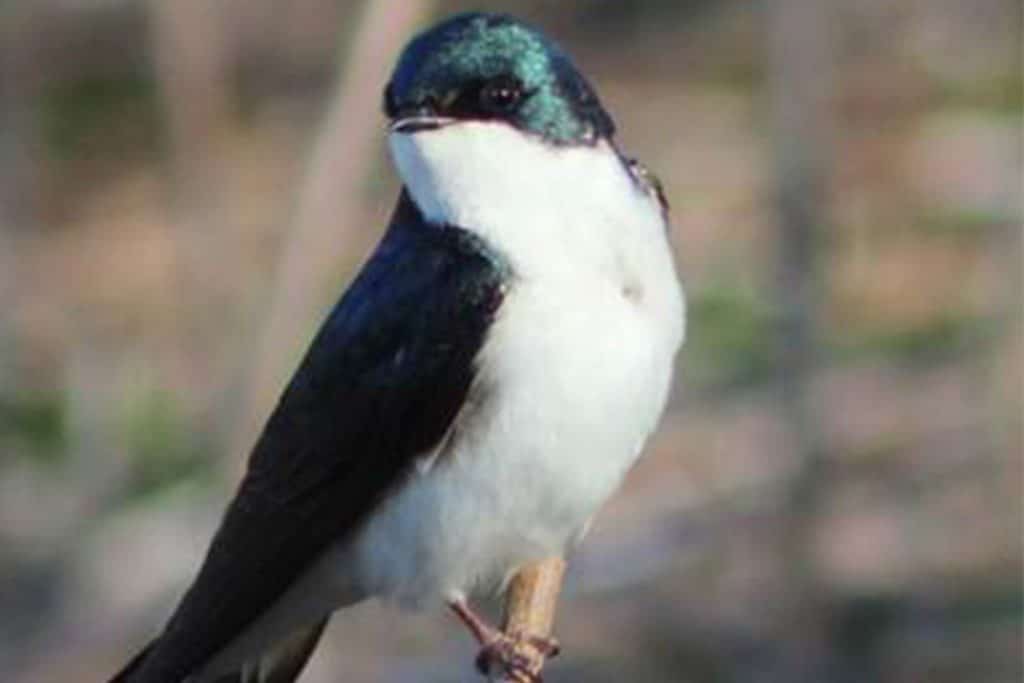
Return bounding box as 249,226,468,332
475,630,560,682
448,598,559,681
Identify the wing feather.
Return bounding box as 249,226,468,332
112,193,509,682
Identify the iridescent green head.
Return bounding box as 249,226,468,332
384,12,614,146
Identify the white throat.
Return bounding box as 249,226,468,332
344,121,685,608
388,122,675,291
389,122,629,225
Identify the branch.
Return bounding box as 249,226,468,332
489,557,567,682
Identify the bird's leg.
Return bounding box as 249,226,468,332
448,597,501,647
447,598,560,681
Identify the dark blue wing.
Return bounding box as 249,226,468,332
116,193,510,682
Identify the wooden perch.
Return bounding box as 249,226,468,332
487,557,567,683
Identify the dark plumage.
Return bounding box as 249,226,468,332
385,12,614,144
110,10,685,683
112,193,510,682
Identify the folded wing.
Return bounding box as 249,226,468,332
112,193,510,682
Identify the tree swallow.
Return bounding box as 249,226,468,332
111,12,684,683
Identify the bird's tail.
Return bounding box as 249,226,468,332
108,618,330,683
108,639,157,682
220,617,331,683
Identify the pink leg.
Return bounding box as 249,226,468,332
447,598,560,681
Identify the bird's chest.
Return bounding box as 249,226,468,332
352,263,678,606
469,254,678,507
354,133,685,603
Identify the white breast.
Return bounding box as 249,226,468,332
193,123,685,680
352,122,685,606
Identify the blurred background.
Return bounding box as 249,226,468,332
0,1,1020,681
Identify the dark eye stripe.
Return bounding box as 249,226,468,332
433,74,525,122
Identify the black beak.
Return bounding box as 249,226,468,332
388,102,455,134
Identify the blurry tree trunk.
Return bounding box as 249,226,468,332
149,0,233,219
765,0,835,679
987,140,1023,556
229,0,436,467
148,0,236,368
0,4,41,383
0,4,40,234
148,0,245,450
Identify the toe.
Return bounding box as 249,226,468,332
527,634,560,659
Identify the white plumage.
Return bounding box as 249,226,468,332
198,121,684,680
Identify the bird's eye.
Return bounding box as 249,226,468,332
478,75,524,114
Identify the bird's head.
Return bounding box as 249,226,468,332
384,12,614,146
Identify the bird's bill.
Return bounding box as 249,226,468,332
389,115,458,134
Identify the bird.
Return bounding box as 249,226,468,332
110,11,684,683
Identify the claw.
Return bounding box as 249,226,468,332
475,631,561,681
448,599,559,681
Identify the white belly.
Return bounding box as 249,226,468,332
200,265,681,682
199,121,685,679
351,258,681,606
347,121,685,607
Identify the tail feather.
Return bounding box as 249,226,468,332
109,618,330,683
212,618,331,683
108,639,158,682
